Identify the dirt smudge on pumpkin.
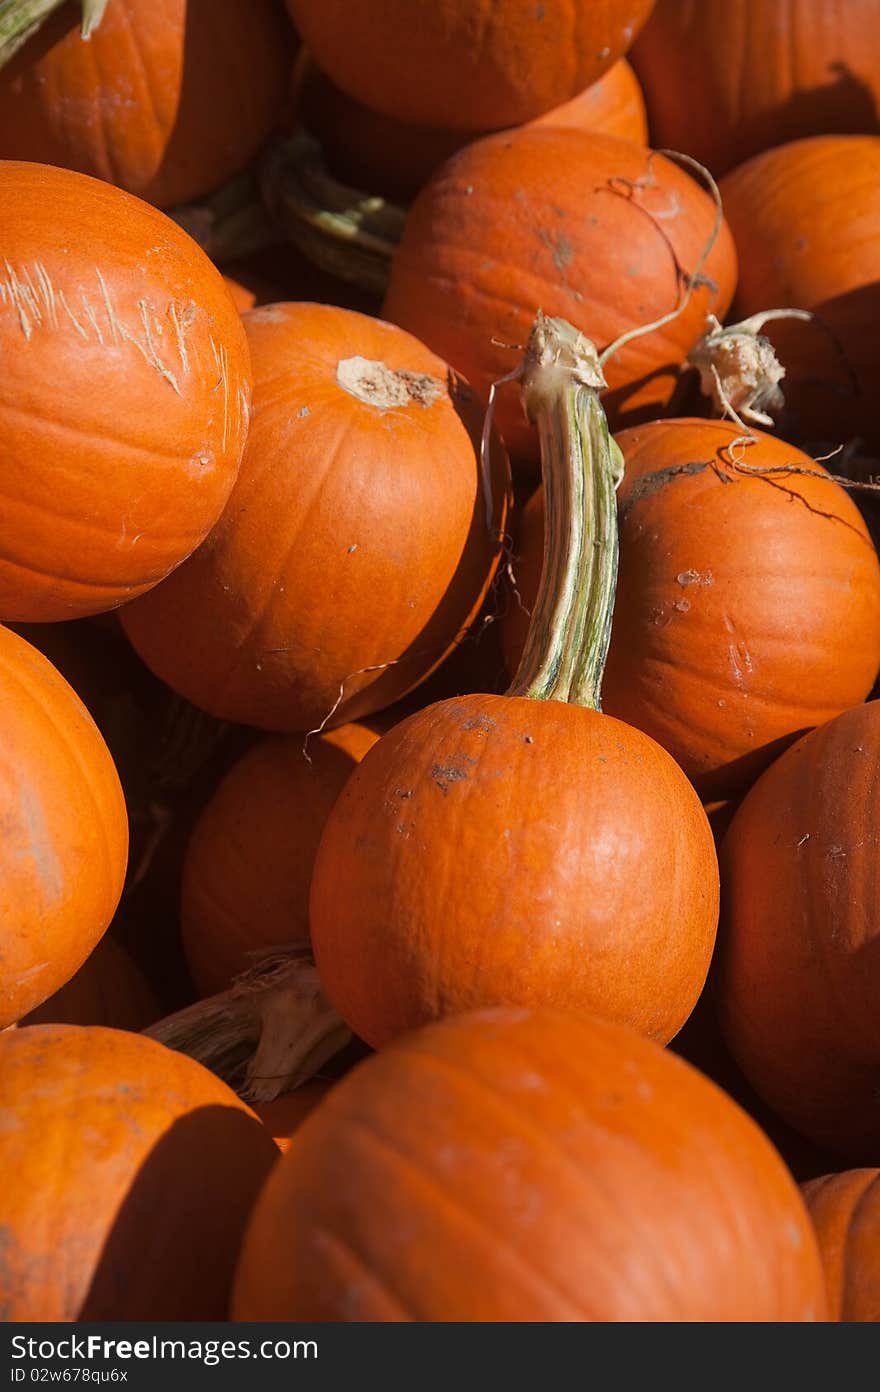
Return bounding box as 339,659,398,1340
619,459,715,520
430,764,469,794
461,714,496,733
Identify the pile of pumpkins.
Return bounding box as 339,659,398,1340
2,0,880,1323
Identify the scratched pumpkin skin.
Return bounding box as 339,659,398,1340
0,161,251,621
0,624,128,1028
502,420,880,798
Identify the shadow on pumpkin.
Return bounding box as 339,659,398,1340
77,1104,276,1320
766,281,880,453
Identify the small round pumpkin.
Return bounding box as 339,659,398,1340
383,128,736,463
232,1008,826,1321
503,420,880,798
120,302,509,731
284,0,655,132
22,935,159,1032
0,1025,278,1319
631,0,880,177
720,135,880,452
802,1170,880,1322
0,0,295,209
717,701,880,1161
182,722,379,996
294,55,648,205
0,161,251,621
0,624,128,1028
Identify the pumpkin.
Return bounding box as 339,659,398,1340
120,301,510,732
0,624,128,1028
293,55,648,206
309,316,718,1050
254,1082,333,1153
0,1024,278,1319
0,0,295,209
284,0,655,132
182,721,379,997
232,1007,826,1321
22,934,159,1031
0,161,251,622
503,419,880,799
384,128,736,465
631,0,880,177
802,1170,880,1321
717,701,880,1161
720,136,880,452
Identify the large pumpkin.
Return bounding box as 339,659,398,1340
384,129,736,464
0,624,128,1028
310,317,718,1050
232,1008,826,1321
120,302,510,731
631,0,880,177
294,56,648,205
802,1170,880,1322
0,0,295,209
717,702,880,1161
0,1025,278,1319
720,136,880,452
284,0,655,132
0,161,251,621
181,721,379,996
503,420,880,798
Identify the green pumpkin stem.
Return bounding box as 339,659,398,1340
507,313,624,711
0,0,109,68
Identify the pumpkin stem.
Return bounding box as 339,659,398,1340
687,309,814,429
0,0,108,67
144,949,351,1103
260,130,405,297
169,167,281,264
505,313,624,710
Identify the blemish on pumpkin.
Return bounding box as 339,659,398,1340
620,459,713,519
298,406,310,418
461,714,496,732
676,568,713,587
673,599,690,612
523,734,534,744
394,788,414,799
430,765,469,794
336,356,443,409
347,543,358,554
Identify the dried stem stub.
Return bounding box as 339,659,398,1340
687,310,814,431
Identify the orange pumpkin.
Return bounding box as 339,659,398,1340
802,1170,880,1321
120,302,510,731
0,161,251,621
182,722,378,996
717,702,880,1161
631,0,880,177
0,624,128,1028
284,0,655,131
0,1025,278,1318
720,136,880,452
254,1082,333,1154
294,55,648,205
0,0,295,208
232,1008,826,1321
384,129,736,464
22,934,159,1031
503,420,880,798
310,317,718,1049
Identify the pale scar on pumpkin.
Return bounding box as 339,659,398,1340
0,260,201,398
336,355,443,409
